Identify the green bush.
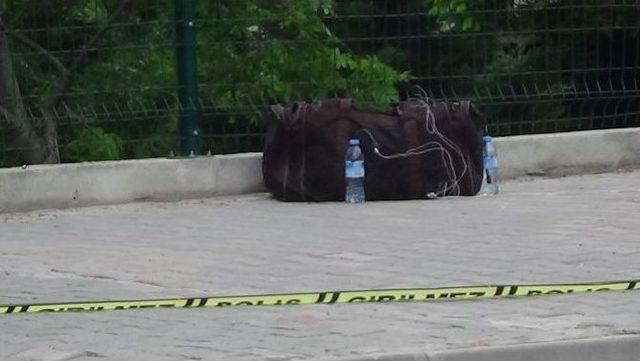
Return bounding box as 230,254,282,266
61,127,123,163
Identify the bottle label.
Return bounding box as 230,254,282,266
345,160,365,178
484,156,498,169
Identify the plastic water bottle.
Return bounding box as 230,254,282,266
479,135,499,196
345,138,365,203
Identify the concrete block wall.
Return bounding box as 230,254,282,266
497,128,640,179
1,128,639,213
0,153,264,213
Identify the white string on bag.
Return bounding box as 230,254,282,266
358,94,471,197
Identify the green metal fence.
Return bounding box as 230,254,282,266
1,0,639,167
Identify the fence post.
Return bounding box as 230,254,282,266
175,0,201,156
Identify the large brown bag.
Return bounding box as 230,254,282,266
263,98,485,201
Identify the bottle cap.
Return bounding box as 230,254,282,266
482,135,493,143
349,139,360,146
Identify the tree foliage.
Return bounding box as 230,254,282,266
0,0,410,165
0,0,637,165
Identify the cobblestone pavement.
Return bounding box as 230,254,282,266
1,171,639,361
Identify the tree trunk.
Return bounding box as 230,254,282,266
0,13,59,164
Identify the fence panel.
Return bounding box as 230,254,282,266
1,1,638,167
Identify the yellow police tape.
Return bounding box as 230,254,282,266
1,280,638,314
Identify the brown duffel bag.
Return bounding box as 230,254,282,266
263,98,485,201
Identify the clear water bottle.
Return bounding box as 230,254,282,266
479,135,499,196
345,138,365,203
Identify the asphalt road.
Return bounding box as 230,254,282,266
1,171,639,361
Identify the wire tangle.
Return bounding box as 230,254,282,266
359,92,470,198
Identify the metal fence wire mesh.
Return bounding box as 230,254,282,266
1,0,639,167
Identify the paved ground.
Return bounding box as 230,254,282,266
1,170,640,361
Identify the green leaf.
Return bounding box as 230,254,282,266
69,1,109,24
462,17,474,31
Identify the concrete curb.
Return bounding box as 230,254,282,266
328,335,640,361
1,128,639,212
496,127,640,179
0,153,264,213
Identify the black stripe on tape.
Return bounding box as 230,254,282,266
315,292,328,304
327,292,341,304
196,298,208,307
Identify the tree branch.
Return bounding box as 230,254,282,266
47,0,133,109
9,31,69,77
